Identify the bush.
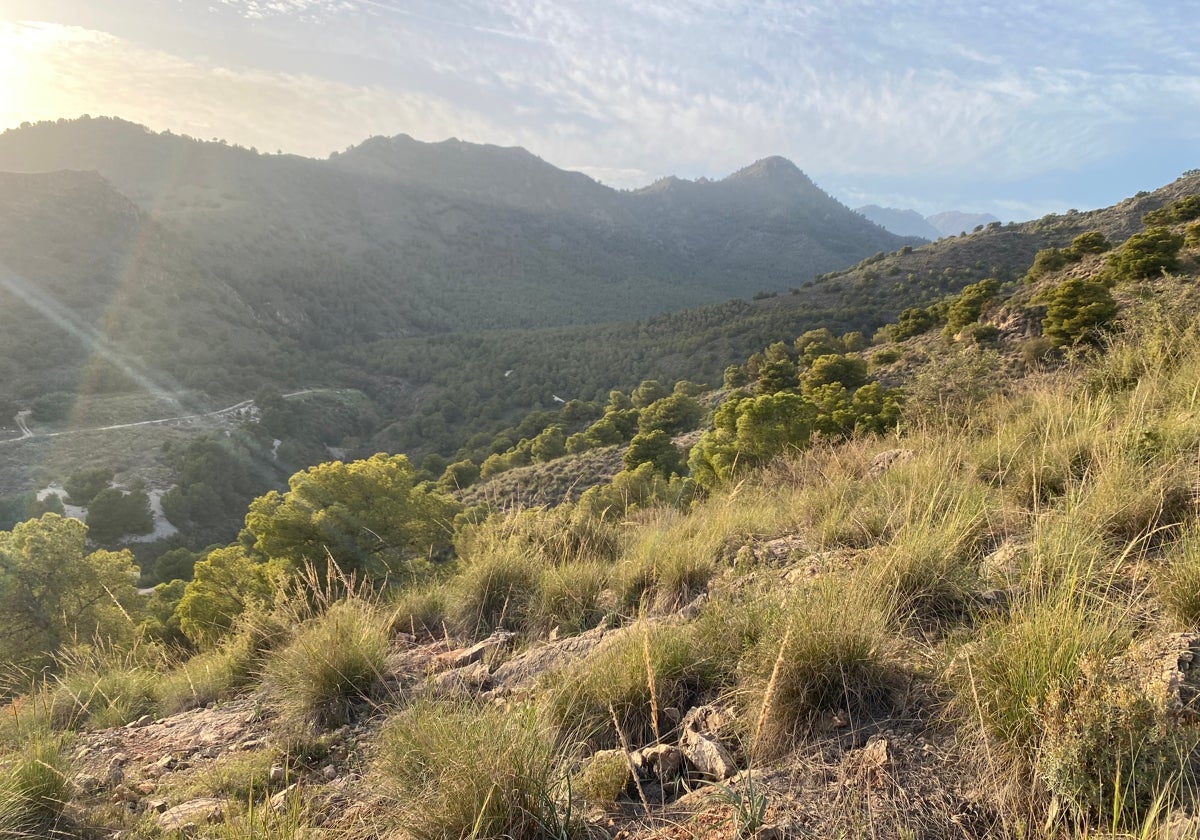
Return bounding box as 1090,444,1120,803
374,701,585,840
263,598,390,729
1107,227,1184,280
1038,656,1199,825
1041,278,1118,347
574,750,630,807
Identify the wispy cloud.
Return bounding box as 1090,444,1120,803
2,1,1199,218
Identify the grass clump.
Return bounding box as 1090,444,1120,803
156,607,292,715
43,644,160,731
0,734,71,837
263,597,390,729
374,700,589,840
388,584,449,640
950,589,1132,809
544,622,722,749
1157,528,1200,627
447,548,541,638
531,560,612,636
742,578,901,755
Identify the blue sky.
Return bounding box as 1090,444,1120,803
1,0,1198,220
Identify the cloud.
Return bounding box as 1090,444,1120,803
0,19,502,156
2,1,1198,217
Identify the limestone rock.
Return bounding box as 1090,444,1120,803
435,630,515,671
867,448,915,478
629,744,683,783
681,729,736,780
157,797,226,832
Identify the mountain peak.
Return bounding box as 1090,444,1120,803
725,156,810,184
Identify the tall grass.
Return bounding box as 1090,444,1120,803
742,578,901,756
0,734,71,837
263,596,390,729
375,701,589,840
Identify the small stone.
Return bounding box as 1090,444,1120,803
630,744,683,782
269,784,298,812
136,781,157,796
144,798,169,814
154,754,177,771
238,738,263,751
321,764,338,781
129,714,153,728
269,765,286,784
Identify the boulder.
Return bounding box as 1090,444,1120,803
435,630,515,671
867,448,915,478
156,797,226,832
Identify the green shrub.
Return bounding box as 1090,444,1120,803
375,701,585,840
263,598,390,729
1038,657,1199,825
1041,278,1118,346
1107,226,1185,279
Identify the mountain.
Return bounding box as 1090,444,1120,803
927,209,1001,236
855,205,941,239
0,117,913,339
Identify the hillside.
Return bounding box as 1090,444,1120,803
4,187,1200,839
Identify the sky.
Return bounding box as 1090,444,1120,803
0,1,1198,221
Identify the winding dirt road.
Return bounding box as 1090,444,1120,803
0,390,323,447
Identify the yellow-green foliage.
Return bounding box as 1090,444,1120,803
447,548,541,638
617,486,796,614
374,701,583,840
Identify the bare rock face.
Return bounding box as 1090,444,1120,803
490,625,608,692
434,630,516,671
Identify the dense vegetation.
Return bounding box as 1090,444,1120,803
4,187,1200,838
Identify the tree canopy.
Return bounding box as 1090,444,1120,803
243,453,461,583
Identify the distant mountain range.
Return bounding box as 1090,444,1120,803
0,117,916,340
856,205,1001,239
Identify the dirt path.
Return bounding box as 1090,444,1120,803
0,389,325,448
